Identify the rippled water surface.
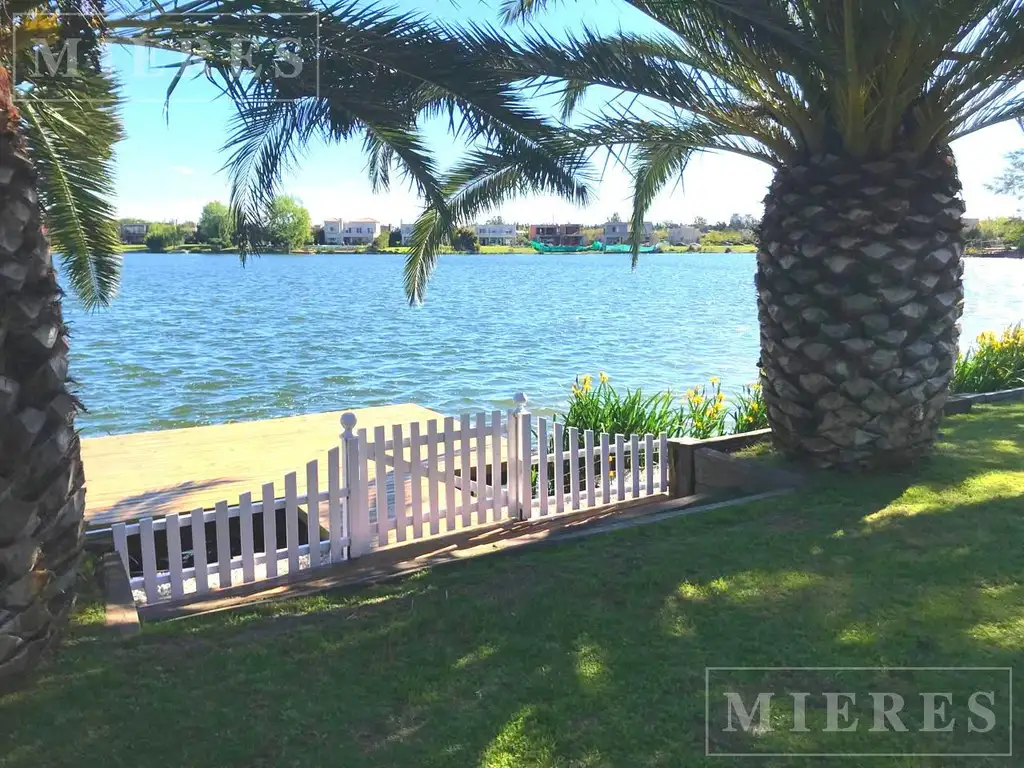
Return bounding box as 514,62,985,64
64,252,1024,435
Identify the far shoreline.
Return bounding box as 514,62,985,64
118,245,1023,258
118,244,760,256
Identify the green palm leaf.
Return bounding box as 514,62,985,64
404,130,592,303
19,70,124,309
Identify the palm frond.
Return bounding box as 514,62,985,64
481,0,1024,160
404,130,592,304
454,23,802,158
500,0,559,24
19,70,123,309
570,109,783,165
568,113,742,266
627,141,692,267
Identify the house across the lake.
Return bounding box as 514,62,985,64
669,225,701,244
323,218,343,245
321,218,383,245
341,218,381,245
529,223,583,247
396,222,517,247
474,223,516,246
603,220,654,245
120,222,147,244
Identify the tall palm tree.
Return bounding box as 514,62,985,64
1,1,122,686
408,0,1024,469
1,0,585,686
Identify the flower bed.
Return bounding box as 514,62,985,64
559,373,767,439
952,323,1024,394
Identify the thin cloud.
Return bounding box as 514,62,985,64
172,166,195,176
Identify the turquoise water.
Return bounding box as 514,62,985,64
64,252,1024,436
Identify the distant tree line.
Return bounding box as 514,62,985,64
120,195,314,252
124,202,774,253
967,217,1024,250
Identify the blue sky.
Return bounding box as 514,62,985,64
110,0,1024,226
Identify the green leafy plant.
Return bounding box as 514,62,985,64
952,324,1024,394
145,222,185,252
539,372,768,503
730,382,769,433
451,226,480,253
988,150,1024,201
553,373,682,497
558,373,768,440
365,230,391,252
699,230,752,247
680,379,728,439
197,201,236,244
264,195,312,251
559,374,686,438
974,217,1024,250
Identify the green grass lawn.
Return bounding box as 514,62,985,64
3,404,1023,766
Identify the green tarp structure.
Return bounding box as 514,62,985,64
529,240,659,254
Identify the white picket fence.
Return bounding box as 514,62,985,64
513,412,670,518
112,396,670,606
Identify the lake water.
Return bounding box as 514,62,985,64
64,252,1024,436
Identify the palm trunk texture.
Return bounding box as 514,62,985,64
756,146,965,469
0,68,86,689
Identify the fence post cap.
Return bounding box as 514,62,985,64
340,412,358,434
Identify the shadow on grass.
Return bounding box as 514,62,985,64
3,406,1023,767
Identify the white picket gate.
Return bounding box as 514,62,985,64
360,409,513,549
112,396,670,606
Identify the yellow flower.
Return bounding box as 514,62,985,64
716,392,725,403
581,374,593,392
571,384,580,395
692,394,704,406
19,12,60,34
599,371,609,384
710,377,720,385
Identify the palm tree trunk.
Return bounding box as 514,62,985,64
757,146,965,469
0,67,86,688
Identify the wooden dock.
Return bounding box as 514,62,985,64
81,404,443,528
